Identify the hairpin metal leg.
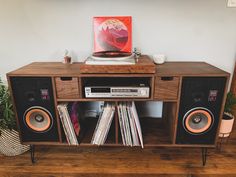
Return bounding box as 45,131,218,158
217,133,230,151
30,145,36,164
217,136,224,151
201,147,208,166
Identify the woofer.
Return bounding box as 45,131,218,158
183,107,214,135
24,106,53,133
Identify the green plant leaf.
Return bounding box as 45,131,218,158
224,92,236,114
0,78,16,131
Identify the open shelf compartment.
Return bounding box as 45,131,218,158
58,101,117,146
57,101,177,147
138,102,177,146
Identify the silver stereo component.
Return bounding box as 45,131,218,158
85,86,150,98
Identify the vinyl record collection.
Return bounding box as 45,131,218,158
57,102,80,145
57,101,143,147
91,101,143,147
118,102,143,148
91,103,115,145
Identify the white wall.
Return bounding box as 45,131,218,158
0,0,236,80
0,0,235,117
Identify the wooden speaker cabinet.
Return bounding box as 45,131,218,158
7,56,230,165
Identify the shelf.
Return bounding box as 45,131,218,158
60,116,174,147
153,99,178,102
58,101,176,147
57,98,154,102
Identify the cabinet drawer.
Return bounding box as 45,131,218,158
55,77,80,99
154,76,179,100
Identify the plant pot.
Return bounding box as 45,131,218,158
0,129,29,156
219,112,235,138
233,105,236,118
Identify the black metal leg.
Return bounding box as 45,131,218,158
217,133,230,151
30,145,36,164
217,136,224,151
201,147,207,166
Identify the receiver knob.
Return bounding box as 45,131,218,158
140,89,146,96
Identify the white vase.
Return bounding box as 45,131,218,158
219,114,235,137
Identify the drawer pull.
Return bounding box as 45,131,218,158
161,77,174,81
60,77,73,81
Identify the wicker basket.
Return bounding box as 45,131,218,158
0,129,29,156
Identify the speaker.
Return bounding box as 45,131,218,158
10,77,59,142
176,77,226,144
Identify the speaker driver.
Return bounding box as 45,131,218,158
183,107,214,135
24,106,53,132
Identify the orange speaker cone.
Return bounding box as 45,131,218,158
25,108,52,132
184,109,213,134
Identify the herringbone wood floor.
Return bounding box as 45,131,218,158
0,127,236,177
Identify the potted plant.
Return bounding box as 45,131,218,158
219,92,236,137
0,78,29,156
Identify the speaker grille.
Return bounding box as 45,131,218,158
183,107,214,135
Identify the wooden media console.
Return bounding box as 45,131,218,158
7,56,230,165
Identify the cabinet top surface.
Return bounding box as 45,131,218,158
7,58,229,77
155,62,229,76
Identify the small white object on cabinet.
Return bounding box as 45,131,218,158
228,0,236,7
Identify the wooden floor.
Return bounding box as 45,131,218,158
1,130,236,177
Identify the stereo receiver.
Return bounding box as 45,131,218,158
85,86,150,98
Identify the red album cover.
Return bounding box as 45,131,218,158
93,16,132,54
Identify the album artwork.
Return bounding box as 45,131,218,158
93,16,132,54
